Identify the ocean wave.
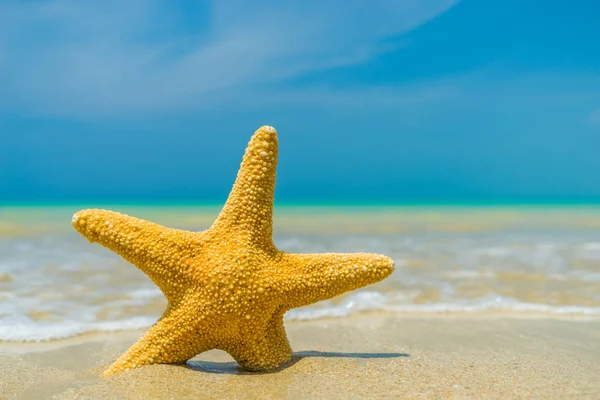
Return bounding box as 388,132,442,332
285,291,600,320
0,314,157,342
2,291,600,342
2,219,600,342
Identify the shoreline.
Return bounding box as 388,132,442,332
2,314,599,399
2,310,600,347
3,309,600,343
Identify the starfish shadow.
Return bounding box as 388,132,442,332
185,351,409,375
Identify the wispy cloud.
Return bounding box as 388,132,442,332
0,0,459,116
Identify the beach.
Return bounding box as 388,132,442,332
1,314,599,399
2,206,600,398
4,0,599,397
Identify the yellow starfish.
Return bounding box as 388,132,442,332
72,125,395,376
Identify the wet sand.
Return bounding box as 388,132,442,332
1,314,599,399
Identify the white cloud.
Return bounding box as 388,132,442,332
252,82,456,109
0,0,459,116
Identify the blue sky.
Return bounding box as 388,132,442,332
1,0,599,203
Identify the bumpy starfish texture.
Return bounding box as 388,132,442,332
72,125,395,376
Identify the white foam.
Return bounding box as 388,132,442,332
0,315,157,342
287,291,388,320
128,287,163,300
4,222,600,342
2,292,600,342
285,292,600,321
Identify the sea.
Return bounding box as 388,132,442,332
1,204,600,341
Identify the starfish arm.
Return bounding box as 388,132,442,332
212,126,278,248
103,308,210,376
226,308,292,371
72,209,198,300
278,252,395,309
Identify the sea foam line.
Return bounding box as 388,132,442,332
285,291,600,320
1,292,600,342
0,315,157,342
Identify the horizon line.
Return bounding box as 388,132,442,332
2,199,600,209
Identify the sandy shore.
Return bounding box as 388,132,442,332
1,314,599,399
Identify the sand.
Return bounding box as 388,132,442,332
1,314,599,399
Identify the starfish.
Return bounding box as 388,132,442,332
72,125,395,376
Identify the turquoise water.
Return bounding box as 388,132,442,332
1,205,600,341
